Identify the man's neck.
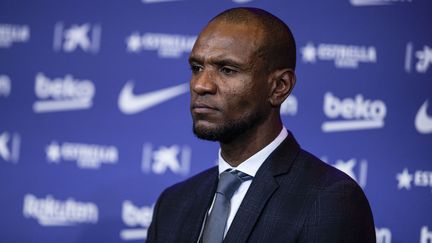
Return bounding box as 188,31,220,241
220,118,282,167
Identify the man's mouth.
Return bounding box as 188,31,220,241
191,102,219,114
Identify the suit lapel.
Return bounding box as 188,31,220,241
224,166,279,242
178,167,218,243
223,134,300,242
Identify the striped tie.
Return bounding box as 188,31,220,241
201,169,253,243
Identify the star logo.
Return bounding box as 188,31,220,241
46,142,61,163
396,168,413,190
301,43,317,63
126,33,141,53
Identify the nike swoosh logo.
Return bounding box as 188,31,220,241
118,81,189,115
415,100,432,134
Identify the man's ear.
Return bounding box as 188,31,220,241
268,68,296,106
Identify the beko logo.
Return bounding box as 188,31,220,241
33,72,95,113
322,92,387,132
120,201,154,240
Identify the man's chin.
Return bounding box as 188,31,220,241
192,124,221,142
192,112,262,143
192,123,242,143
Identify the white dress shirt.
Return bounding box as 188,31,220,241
202,127,288,238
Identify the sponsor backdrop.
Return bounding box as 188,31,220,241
0,0,431,242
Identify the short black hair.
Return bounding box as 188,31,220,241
210,7,296,71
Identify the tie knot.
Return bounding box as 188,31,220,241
217,169,252,199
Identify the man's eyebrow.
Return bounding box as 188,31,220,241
188,56,201,64
189,55,246,68
212,58,244,68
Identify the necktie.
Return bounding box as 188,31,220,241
201,169,253,243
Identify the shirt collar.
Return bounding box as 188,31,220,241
218,127,288,177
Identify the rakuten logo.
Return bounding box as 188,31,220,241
322,92,386,132
33,72,95,113
23,194,98,226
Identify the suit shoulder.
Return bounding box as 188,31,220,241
293,151,375,242
295,149,361,189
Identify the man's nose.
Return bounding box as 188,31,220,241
191,69,217,95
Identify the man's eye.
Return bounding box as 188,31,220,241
190,64,203,73
220,67,236,75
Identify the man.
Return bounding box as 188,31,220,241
147,7,375,243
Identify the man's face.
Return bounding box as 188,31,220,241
189,21,271,143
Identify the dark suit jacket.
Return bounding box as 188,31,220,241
147,134,376,242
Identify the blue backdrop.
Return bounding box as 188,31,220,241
1,0,431,242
